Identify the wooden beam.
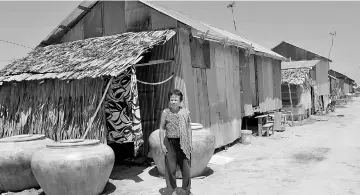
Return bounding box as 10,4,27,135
59,25,71,31
78,5,91,11
134,59,173,67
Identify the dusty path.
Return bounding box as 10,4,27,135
107,98,360,195
3,98,359,195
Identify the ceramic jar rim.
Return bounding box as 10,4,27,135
241,130,252,135
46,139,100,148
190,123,203,130
0,134,46,142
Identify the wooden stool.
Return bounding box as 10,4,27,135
255,114,268,137
262,123,274,137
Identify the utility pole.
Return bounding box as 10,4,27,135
227,1,237,33
328,31,336,60
328,31,338,98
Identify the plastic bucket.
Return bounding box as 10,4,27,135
240,130,252,145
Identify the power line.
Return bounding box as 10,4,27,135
0,39,34,50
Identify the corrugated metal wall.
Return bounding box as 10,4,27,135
254,56,282,113
136,35,178,156
178,28,243,148
315,61,330,96
344,82,350,94
239,50,253,116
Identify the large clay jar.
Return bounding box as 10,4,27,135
149,123,216,178
31,139,115,195
0,134,54,192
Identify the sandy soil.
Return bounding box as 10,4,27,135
3,98,360,195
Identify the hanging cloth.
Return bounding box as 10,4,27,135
105,66,143,157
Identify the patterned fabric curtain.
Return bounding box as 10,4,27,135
105,66,143,157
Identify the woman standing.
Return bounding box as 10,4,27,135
159,89,193,195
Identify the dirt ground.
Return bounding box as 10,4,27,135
3,98,360,195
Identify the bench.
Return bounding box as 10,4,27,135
262,123,274,137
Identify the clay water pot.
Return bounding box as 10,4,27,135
149,123,216,178
0,134,54,192
31,139,115,195
240,130,252,145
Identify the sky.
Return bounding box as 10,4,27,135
0,1,360,83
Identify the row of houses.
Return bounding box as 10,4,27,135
0,0,358,159
271,41,358,119
329,69,358,97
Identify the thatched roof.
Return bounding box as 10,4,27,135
282,68,311,85
0,30,175,82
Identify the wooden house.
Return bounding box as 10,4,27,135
328,74,338,97
281,60,321,119
272,41,331,112
329,69,355,97
0,0,286,157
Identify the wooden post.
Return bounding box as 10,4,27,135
287,83,294,126
82,77,114,140
258,118,262,137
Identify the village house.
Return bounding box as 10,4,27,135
280,60,320,120
272,41,331,113
329,69,356,97
0,0,286,159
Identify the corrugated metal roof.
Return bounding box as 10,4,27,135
39,0,98,47
281,60,320,70
142,1,286,61
328,74,337,80
37,0,287,61
272,41,332,62
141,1,254,50
199,23,286,60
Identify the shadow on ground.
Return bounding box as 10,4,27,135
101,181,116,195
110,163,149,183
159,187,191,195
148,166,214,180
292,147,331,164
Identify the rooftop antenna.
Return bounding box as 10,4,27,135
227,1,237,33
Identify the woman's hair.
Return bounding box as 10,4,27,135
168,89,183,102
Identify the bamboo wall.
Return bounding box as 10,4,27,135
0,78,107,142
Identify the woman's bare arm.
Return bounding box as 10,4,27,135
159,110,167,146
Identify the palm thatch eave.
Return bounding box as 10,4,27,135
0,29,176,82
